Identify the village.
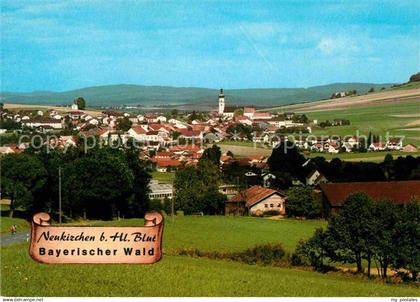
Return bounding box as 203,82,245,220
1,89,419,219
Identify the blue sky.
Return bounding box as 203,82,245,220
1,0,419,92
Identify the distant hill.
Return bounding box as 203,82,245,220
0,83,393,108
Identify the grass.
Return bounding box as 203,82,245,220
1,241,418,297
218,140,260,147
306,151,420,162
0,216,29,234
89,216,326,254
151,171,175,183
307,100,420,145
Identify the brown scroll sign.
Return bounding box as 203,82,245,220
29,212,164,264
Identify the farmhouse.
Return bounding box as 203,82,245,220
225,186,287,216
319,180,420,215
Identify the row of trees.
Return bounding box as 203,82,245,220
1,143,151,220
292,193,419,281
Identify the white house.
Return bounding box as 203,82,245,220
128,125,147,141
306,170,328,186
226,186,287,216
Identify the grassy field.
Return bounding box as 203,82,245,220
151,171,176,183
217,141,419,161
2,216,418,297
306,151,420,162
2,242,418,297
0,216,29,234
306,100,420,145
89,216,326,253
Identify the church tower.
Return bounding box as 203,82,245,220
218,88,225,114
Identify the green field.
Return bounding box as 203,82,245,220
151,171,176,183
89,216,326,253
307,100,420,145
0,216,29,234
306,151,420,162
2,242,418,297
2,216,419,296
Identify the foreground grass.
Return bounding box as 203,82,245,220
89,216,326,253
1,243,418,297
0,217,29,234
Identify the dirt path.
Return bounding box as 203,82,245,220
0,231,30,246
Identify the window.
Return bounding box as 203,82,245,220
264,204,268,208
277,203,281,208
270,204,273,208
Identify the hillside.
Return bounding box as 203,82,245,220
0,83,393,108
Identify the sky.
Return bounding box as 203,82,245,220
1,0,419,92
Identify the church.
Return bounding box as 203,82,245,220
218,88,235,118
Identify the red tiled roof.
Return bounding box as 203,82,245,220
253,112,271,118
320,181,420,207
130,125,147,135
156,151,172,157
229,185,284,208
155,158,181,168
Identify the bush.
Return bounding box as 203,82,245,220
175,244,287,267
236,244,286,265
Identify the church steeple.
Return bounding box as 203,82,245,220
218,88,225,115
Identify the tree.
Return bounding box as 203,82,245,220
63,148,134,220
292,228,335,272
268,141,306,188
117,117,132,132
286,187,322,218
392,199,420,281
74,97,86,110
200,144,221,166
124,147,151,217
371,199,399,278
174,160,223,215
368,87,375,93
328,193,375,273
1,153,48,217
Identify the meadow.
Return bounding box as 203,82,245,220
306,100,420,145
1,215,419,296
151,171,175,183
0,216,29,234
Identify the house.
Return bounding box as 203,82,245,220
22,118,63,130
262,173,276,188
225,186,287,216
243,107,256,119
128,125,148,141
154,158,181,172
0,146,18,155
369,142,386,151
252,112,271,120
402,143,418,153
222,107,236,118
386,137,403,150
319,181,420,216
218,184,239,199
148,180,174,200
306,170,328,186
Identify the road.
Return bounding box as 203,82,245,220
0,231,30,247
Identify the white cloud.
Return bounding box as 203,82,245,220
317,37,360,55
